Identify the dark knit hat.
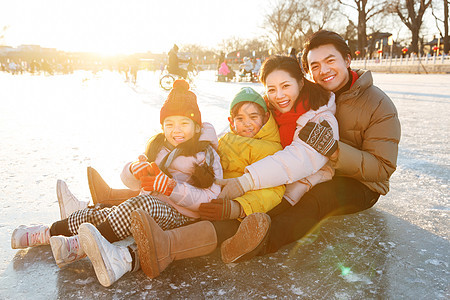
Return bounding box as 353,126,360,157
230,87,267,112
160,79,202,125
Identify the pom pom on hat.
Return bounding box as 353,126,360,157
160,79,202,125
172,79,190,91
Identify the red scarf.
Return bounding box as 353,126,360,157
272,96,309,148
350,70,359,87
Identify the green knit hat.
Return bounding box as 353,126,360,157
230,87,267,112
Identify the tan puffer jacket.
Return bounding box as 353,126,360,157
332,69,401,195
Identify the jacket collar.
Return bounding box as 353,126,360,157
338,69,373,102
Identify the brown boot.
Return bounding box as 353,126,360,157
220,213,271,263
87,166,139,206
130,209,217,278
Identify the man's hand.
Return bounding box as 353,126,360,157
140,163,176,196
298,120,338,157
199,199,242,220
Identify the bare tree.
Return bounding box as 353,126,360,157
218,37,247,55
307,0,339,32
337,0,385,56
388,0,433,54
431,0,449,53
242,37,270,53
263,0,300,53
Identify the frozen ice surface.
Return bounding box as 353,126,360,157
0,70,448,299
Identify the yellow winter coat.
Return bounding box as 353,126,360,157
218,113,285,216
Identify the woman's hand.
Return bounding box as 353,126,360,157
215,174,254,200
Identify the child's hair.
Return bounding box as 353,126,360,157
301,30,351,73
259,55,330,111
230,101,266,119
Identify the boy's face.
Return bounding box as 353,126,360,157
229,103,268,138
162,116,199,147
307,44,351,93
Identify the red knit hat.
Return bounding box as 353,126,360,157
159,80,202,125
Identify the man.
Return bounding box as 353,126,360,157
167,44,190,79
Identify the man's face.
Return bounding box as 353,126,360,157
307,44,351,92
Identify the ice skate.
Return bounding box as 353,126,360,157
50,235,86,268
57,179,89,219
11,224,50,249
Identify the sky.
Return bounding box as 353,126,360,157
0,0,441,55
0,0,266,54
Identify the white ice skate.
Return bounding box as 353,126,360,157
11,224,50,249
57,180,89,219
79,223,132,287
50,235,86,268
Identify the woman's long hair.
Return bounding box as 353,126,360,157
259,55,330,111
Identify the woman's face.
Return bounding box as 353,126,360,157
264,69,303,113
162,116,199,147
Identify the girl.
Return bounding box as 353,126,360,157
11,79,223,287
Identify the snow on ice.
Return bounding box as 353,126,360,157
0,70,448,299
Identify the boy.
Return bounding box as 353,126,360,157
199,86,285,221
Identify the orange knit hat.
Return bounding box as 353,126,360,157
159,80,202,125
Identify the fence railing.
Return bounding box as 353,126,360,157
351,54,450,67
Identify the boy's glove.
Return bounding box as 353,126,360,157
130,155,155,180
140,163,176,196
215,173,254,201
298,120,338,157
199,199,242,220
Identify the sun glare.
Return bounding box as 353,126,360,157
1,0,264,55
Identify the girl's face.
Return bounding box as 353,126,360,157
265,69,303,113
162,116,200,147
229,103,268,138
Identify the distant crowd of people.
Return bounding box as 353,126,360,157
0,59,73,75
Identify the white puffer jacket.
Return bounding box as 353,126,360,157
245,94,339,205
121,123,223,218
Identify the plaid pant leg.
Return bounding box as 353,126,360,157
107,194,191,240
67,205,116,235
